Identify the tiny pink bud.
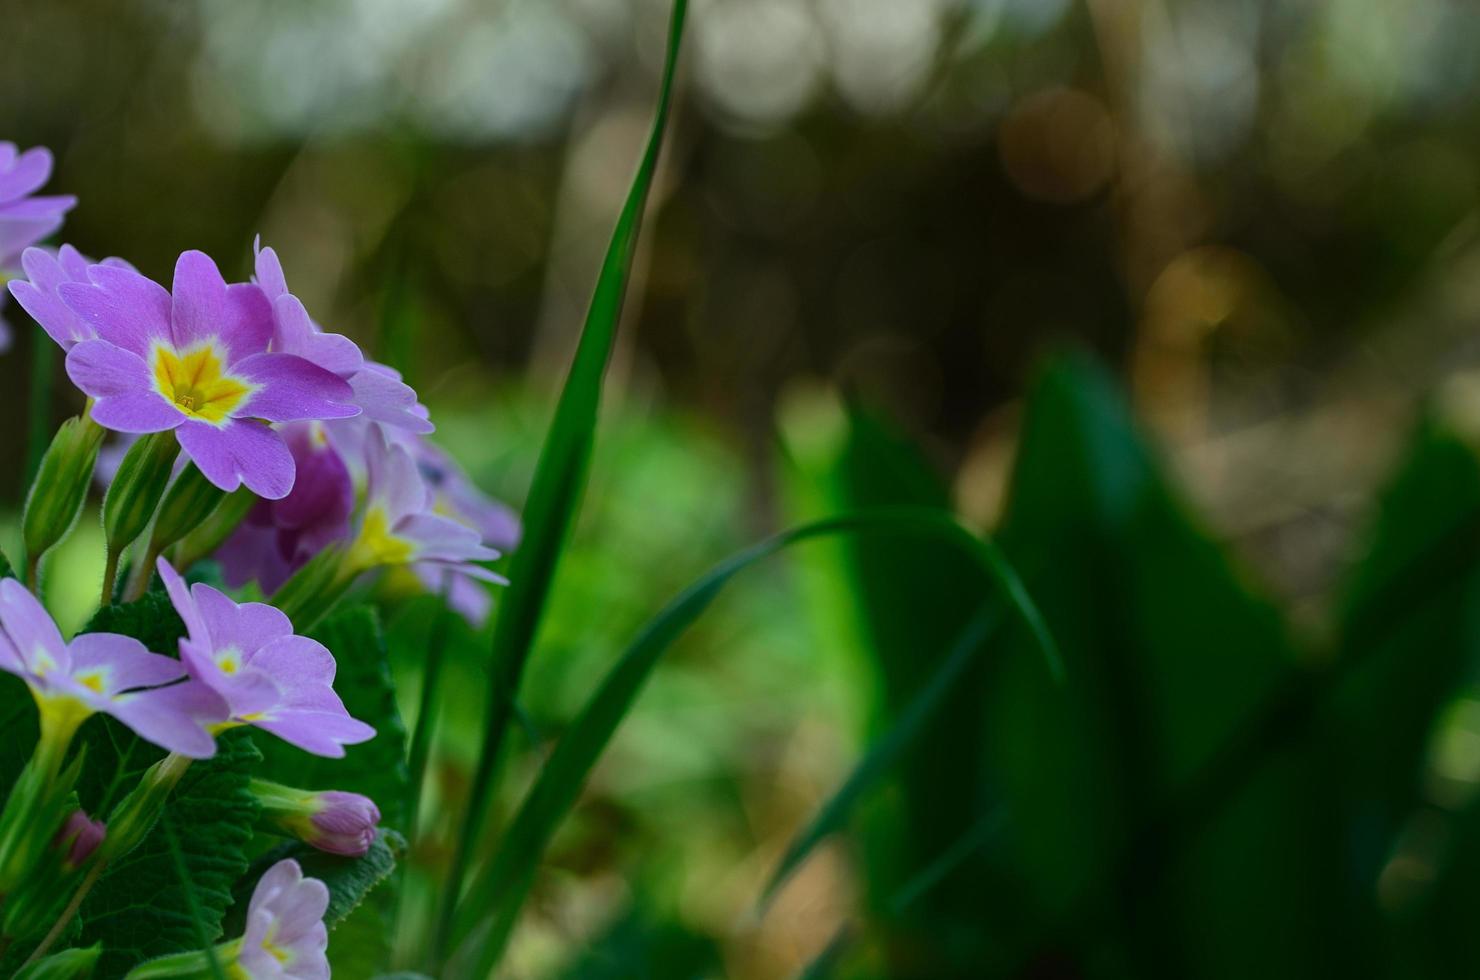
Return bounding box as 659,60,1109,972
55,810,105,869
307,791,380,857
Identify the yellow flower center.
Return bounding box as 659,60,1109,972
348,505,415,571
216,648,242,676
152,340,257,425
74,670,107,694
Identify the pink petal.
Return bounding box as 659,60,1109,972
176,418,295,499
69,632,185,692
107,681,226,759
236,353,357,423
57,265,172,357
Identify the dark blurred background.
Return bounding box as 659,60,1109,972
10,1,1480,976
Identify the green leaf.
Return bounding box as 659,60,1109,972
438,1,693,958
447,509,1055,976
79,730,261,978
256,606,411,829
758,608,1001,908
229,829,406,931
980,353,1350,977
1329,421,1480,876
83,590,186,663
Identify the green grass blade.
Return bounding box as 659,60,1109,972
433,0,690,961
757,608,1002,911
447,508,1058,975
790,810,1004,980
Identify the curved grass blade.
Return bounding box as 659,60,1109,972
790,810,1004,980
757,608,1002,911
448,508,1059,975
432,0,690,961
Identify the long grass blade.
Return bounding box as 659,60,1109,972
789,810,1004,980
432,0,691,962
447,508,1059,976
757,608,1002,911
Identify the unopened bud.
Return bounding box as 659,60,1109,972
150,463,226,557
23,415,106,568
102,431,178,557
54,810,105,871
250,779,380,856
14,944,100,980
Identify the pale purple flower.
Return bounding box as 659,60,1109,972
306,791,380,857
0,578,219,757
255,243,433,435
7,245,135,350
0,143,77,351
345,424,501,580
157,558,375,758
58,250,360,498
410,437,519,625
54,810,105,869
218,422,355,593
235,859,329,980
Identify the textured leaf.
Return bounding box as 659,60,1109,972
83,588,185,659
79,730,261,977
229,829,406,931
256,607,411,829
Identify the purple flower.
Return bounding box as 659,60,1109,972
409,437,519,625
345,425,501,579
218,423,355,593
307,791,380,857
54,810,105,870
7,245,135,350
58,250,360,499
235,859,329,980
157,558,375,758
0,578,219,757
255,243,433,435
0,143,77,351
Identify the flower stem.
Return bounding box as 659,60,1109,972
122,543,163,604
100,546,121,607
19,859,103,970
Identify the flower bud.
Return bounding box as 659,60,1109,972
14,944,100,980
102,431,178,560
54,809,105,871
99,753,192,864
23,415,106,571
250,779,380,856
150,463,226,557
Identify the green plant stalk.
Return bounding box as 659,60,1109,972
169,486,255,571
431,0,691,963
125,463,227,600
23,412,106,588
25,328,55,490
446,508,1059,975
406,575,453,841
101,432,179,605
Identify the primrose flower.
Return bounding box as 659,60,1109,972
409,437,519,625
7,245,135,350
234,859,330,979
0,578,219,757
218,422,355,593
157,558,375,757
255,243,433,435
0,143,77,351
345,425,501,579
58,250,360,498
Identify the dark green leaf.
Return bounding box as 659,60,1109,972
79,730,261,977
